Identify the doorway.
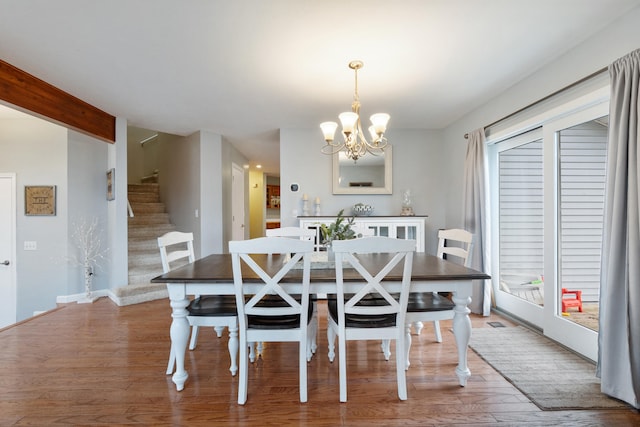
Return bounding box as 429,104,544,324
490,102,608,361
0,173,17,328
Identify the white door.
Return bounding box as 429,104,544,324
0,173,17,328
490,102,608,361
541,102,608,361
231,163,245,241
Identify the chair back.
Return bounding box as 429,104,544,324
266,226,316,240
229,237,314,331
436,228,473,267
332,236,416,326
158,231,195,273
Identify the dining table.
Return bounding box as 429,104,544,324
151,252,490,392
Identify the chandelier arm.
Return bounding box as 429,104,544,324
321,142,346,156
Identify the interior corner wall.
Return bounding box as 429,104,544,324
200,131,223,256
108,117,129,289
0,116,69,320
157,131,203,257
67,130,109,294
441,5,640,229
279,128,447,254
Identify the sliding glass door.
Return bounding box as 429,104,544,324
490,101,608,361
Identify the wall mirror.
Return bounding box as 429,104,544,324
332,145,392,194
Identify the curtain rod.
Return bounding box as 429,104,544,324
463,66,608,139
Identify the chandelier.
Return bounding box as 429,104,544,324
320,60,390,162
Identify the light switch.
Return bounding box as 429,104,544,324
24,241,37,250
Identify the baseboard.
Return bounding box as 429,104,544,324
56,289,110,304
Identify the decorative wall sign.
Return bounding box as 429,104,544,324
106,168,115,201
25,185,56,216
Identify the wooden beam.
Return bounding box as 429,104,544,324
0,59,115,143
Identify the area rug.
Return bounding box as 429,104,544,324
469,325,629,410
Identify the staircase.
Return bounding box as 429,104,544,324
111,183,176,306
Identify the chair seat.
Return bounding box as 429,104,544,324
327,298,397,328
187,295,237,317
248,295,314,329
407,292,455,312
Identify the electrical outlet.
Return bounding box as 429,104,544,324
24,241,37,250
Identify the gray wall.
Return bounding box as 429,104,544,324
280,128,446,255
441,7,640,227
0,115,115,320
154,130,248,257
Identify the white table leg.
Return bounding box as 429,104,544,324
452,290,472,386
168,287,190,391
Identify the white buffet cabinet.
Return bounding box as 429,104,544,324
298,216,427,253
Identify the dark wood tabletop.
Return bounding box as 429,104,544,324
151,252,490,284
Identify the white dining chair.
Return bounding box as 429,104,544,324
327,236,415,402
403,228,472,369
159,231,239,376
230,236,314,405
265,226,318,360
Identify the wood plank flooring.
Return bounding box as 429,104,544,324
0,298,638,426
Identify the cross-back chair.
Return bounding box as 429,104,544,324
265,226,318,360
159,231,239,376
327,236,416,402
404,228,472,368
230,236,314,405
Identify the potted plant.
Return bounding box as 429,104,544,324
320,209,360,260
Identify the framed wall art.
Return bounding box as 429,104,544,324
106,168,115,201
25,185,56,216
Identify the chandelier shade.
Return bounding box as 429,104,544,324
320,60,389,162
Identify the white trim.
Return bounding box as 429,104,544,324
487,86,609,145
0,173,17,328
56,288,109,304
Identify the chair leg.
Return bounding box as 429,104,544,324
395,337,407,400
433,320,443,343
166,344,175,375
413,321,424,335
214,326,225,338
189,326,199,350
228,324,239,376
238,336,249,405
381,340,391,360
299,339,308,402
405,323,412,370
327,325,336,362
249,342,256,363
338,334,348,402
310,305,318,355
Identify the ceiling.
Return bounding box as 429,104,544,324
1,0,639,175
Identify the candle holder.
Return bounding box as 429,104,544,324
314,200,321,216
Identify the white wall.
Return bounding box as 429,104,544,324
280,128,447,254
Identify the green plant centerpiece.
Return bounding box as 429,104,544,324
320,209,361,261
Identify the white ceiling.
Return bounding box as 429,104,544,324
1,0,638,175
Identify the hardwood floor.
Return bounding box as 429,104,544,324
0,298,638,426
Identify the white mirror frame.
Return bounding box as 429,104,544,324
332,145,392,194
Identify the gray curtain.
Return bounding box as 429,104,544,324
463,128,491,316
597,49,640,409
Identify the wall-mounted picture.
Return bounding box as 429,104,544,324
107,168,115,201
25,185,56,216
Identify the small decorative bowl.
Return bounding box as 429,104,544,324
352,203,374,216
